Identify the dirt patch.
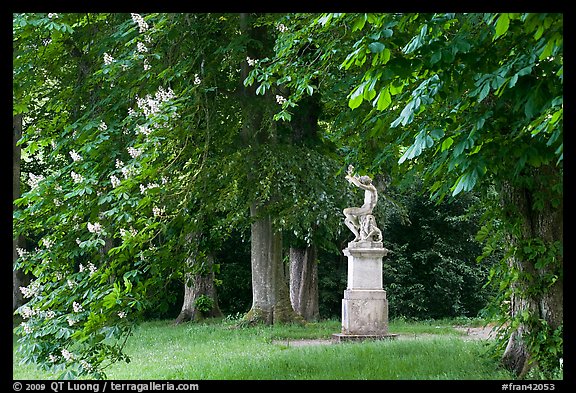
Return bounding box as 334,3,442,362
272,325,499,347
273,338,334,347
453,324,500,340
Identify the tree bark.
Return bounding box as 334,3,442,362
175,235,222,324
245,203,301,324
499,165,563,376
13,114,29,312
289,245,319,321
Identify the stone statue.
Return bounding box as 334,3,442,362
343,165,382,243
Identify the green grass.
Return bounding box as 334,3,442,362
13,317,514,380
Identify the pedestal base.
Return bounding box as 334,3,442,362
332,333,399,343
341,289,389,335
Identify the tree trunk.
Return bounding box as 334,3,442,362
289,245,319,321
245,203,301,324
13,114,29,312
499,166,563,376
175,235,222,324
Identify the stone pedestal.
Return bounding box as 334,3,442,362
333,241,397,342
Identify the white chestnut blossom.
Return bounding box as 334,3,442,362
20,322,32,334
27,173,44,189
275,95,287,105
136,125,152,136
61,349,74,362
98,121,108,131
110,174,121,188
20,280,41,299
73,301,84,313
131,13,149,33
69,150,82,162
71,171,84,183
152,206,165,217
128,146,143,159
137,42,148,53
16,247,29,259
104,52,115,65
87,222,102,234
80,360,94,372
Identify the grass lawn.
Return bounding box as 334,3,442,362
13,317,515,380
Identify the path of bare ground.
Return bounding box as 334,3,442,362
273,324,500,347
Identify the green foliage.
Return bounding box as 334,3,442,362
194,295,215,315
383,182,495,319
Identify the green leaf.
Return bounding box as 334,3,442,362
352,15,367,32
452,169,478,196
539,38,555,61
375,87,391,110
430,50,442,65
381,28,393,38
430,129,444,140
509,73,519,88
441,137,454,152
478,82,490,102
368,42,385,54
494,14,510,39
348,83,366,109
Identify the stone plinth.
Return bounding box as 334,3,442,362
343,242,387,290
335,242,397,342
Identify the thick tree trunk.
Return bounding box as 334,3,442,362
175,236,222,324
13,114,29,312
245,203,301,324
499,166,563,376
289,245,319,321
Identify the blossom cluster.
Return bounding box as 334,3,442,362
152,206,165,217
128,146,143,159
136,125,152,136
16,247,29,259
103,52,114,66
61,349,74,362
110,174,121,188
135,87,175,118
42,237,55,249
27,173,45,189
246,57,257,66
139,182,159,194
69,150,83,162
79,262,97,275
119,227,138,238
137,42,148,53
275,95,287,105
73,301,84,313
131,13,149,33
20,280,41,299
277,23,288,33
87,222,102,234
71,171,84,183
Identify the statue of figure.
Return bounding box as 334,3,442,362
360,214,383,243
343,165,382,242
